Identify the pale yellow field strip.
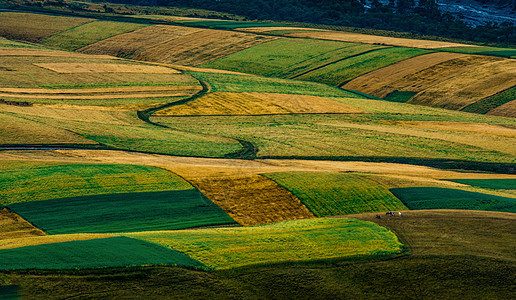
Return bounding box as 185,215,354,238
0,86,200,94
237,26,325,32
54,150,516,180
34,63,180,74
158,92,366,116
0,48,117,59
0,92,192,100
488,100,516,118
284,31,477,49
391,121,516,137
0,233,117,250
164,64,255,75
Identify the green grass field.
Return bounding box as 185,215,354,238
126,218,404,269
0,162,192,205
446,179,516,190
8,189,236,234
40,21,147,51
188,71,364,98
0,237,204,270
390,187,516,212
0,37,42,49
263,172,406,216
200,39,383,78
296,47,429,85
461,86,516,114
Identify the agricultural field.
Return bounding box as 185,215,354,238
0,208,45,240
0,12,91,43
0,162,193,205
0,236,204,270
462,86,516,115
201,38,384,78
126,218,404,269
8,189,236,234
263,172,406,216
79,25,277,66
390,187,516,212
40,21,148,51
446,179,516,190
439,46,516,58
156,92,365,116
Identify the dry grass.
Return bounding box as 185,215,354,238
409,59,516,110
343,210,516,261
0,208,45,240
0,86,199,94
80,25,277,66
0,48,116,59
284,30,476,49
34,63,180,74
391,121,516,137
0,12,91,42
166,64,254,75
181,174,314,226
343,54,500,98
487,100,516,118
156,92,365,116
0,233,116,250
0,92,193,100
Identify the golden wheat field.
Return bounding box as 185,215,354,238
156,92,365,116
34,63,181,74
277,30,476,49
0,208,46,240
80,25,278,65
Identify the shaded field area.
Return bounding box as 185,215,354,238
0,237,204,270
8,190,235,234
390,187,516,213
0,162,192,205
263,172,406,216
126,218,404,269
345,210,516,261
2,256,513,299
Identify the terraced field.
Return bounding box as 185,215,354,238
126,218,404,269
79,25,277,65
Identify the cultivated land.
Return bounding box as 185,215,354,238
0,9,515,298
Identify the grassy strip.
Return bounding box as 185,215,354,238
390,187,516,213
187,71,364,98
263,172,406,216
38,81,196,89
0,237,204,270
461,86,516,114
8,190,236,234
446,179,516,190
0,163,192,205
40,21,147,51
384,91,417,103
126,218,404,269
439,46,516,58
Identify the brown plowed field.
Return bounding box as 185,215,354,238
157,92,365,116
185,174,314,226
0,208,45,240
408,60,516,110
283,30,476,49
80,25,277,66
343,210,516,260
343,54,502,98
488,100,516,118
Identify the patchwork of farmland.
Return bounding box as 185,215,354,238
126,218,404,269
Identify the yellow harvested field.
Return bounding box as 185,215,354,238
0,233,116,250
343,54,501,98
284,30,476,49
0,85,199,94
157,92,365,116
487,100,516,118
390,121,516,137
34,63,180,74
238,26,325,32
166,64,254,75
0,92,192,100
408,59,516,110
0,48,116,59
80,25,278,66
183,174,314,226
0,208,45,240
